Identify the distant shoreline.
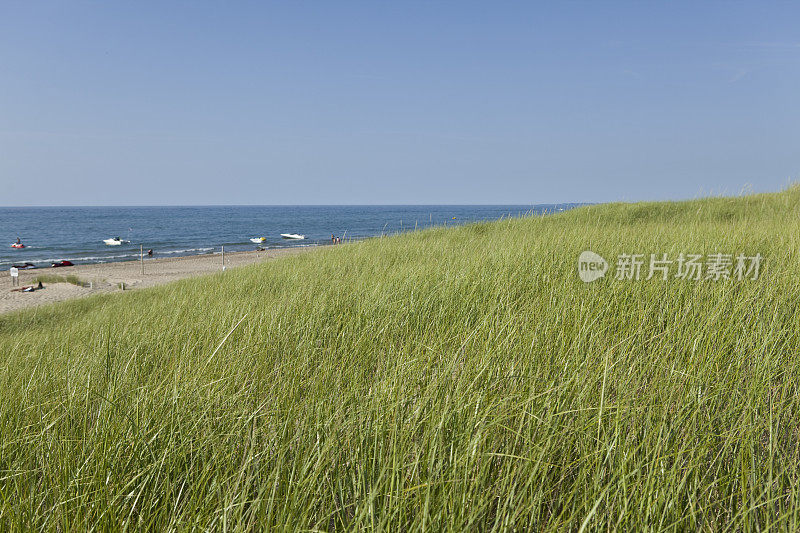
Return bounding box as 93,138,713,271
0,246,316,315
0,243,323,272
1,204,577,271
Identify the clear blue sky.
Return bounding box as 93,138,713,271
1,2,797,205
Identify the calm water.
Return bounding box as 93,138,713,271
0,204,583,270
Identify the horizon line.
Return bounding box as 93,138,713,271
0,202,594,209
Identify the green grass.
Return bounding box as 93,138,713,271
1,187,800,530
33,274,87,287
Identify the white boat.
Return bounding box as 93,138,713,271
280,233,306,240
103,237,126,246
250,237,266,243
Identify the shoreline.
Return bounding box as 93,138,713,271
0,247,316,315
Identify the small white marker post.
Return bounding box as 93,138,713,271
9,267,19,287
221,245,225,271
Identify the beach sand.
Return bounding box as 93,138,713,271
0,247,314,315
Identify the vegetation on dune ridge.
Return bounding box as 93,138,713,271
33,274,87,287
1,187,800,530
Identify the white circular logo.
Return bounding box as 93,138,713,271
578,251,607,282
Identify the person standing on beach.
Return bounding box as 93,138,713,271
331,234,336,244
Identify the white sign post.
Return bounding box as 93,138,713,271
9,267,19,287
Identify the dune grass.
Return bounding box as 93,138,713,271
1,187,800,530
33,274,87,287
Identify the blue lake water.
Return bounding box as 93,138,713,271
0,204,584,270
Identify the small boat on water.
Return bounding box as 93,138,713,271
280,233,306,240
51,260,73,268
103,237,128,246
10,243,25,249
250,237,267,243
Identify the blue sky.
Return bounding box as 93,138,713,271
1,2,798,205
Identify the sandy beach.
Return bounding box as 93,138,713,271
0,247,314,315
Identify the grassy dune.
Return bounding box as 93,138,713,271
1,188,799,530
